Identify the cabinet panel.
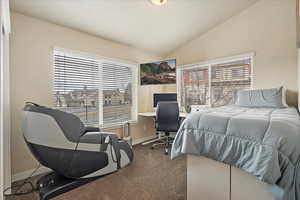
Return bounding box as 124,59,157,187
187,155,230,200
231,166,276,200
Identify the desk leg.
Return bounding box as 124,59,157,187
141,116,160,145
123,122,132,146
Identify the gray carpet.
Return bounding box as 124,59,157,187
8,145,187,200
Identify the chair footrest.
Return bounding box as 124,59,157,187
37,172,105,200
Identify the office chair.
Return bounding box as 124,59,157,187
151,101,180,155
22,102,134,200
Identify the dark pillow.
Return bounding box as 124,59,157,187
236,87,287,108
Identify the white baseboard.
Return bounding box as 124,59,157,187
12,135,156,183
132,135,156,145
12,166,52,183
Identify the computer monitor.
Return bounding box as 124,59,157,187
153,93,177,108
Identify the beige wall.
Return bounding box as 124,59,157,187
10,12,176,175
167,0,298,106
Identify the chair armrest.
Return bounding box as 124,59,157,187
178,118,184,126
84,126,100,133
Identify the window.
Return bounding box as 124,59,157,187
100,61,135,126
211,60,251,107
53,50,99,125
181,67,209,106
180,54,253,108
231,68,244,78
53,49,137,127
191,70,204,81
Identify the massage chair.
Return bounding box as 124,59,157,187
22,102,134,200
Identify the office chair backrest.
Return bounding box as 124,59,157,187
156,101,179,132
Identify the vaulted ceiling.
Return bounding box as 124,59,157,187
11,0,260,57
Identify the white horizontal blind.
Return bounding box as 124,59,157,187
180,56,253,108
53,50,99,125
211,59,251,107
53,48,138,128
99,61,134,127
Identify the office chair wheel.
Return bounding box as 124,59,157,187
164,148,168,155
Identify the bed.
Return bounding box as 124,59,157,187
171,88,300,200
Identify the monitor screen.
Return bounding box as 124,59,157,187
153,93,177,107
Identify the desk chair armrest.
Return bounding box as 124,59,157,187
154,119,158,129
178,117,183,123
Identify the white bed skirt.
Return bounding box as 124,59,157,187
187,155,277,200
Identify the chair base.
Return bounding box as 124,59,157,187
37,172,106,200
151,136,174,155
142,135,167,145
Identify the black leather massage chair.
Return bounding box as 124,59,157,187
22,102,134,200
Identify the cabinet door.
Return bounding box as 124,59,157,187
231,166,277,200
187,155,230,200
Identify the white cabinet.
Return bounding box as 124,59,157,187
187,155,276,200
231,166,276,200
187,156,230,200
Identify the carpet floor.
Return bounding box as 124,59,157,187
8,145,187,200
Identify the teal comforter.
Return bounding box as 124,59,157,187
171,106,300,200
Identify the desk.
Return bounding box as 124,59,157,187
139,112,188,118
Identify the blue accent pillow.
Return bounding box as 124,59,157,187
236,87,287,108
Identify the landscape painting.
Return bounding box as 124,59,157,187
140,59,176,85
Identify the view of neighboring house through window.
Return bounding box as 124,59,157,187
181,56,252,108
54,51,99,125
211,59,251,107
53,49,137,127
101,61,133,126
181,67,209,106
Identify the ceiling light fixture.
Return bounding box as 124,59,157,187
150,0,168,6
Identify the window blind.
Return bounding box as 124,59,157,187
53,49,137,128
211,59,251,107
53,50,100,125
180,57,252,108
100,61,134,127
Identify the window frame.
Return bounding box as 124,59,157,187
177,52,255,109
1,0,12,194
52,47,138,129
